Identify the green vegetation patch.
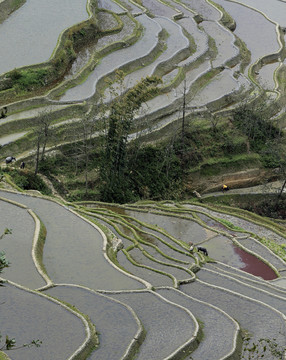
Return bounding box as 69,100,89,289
217,218,244,232
2,169,52,196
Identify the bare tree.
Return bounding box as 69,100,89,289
34,111,54,175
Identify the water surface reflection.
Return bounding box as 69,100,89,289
0,0,88,75
204,235,277,280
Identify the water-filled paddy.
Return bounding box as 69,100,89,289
257,62,278,90
181,0,221,21
0,131,27,146
59,14,161,102
107,290,198,360
46,285,140,360
124,209,208,244
200,21,238,68
140,0,178,17
182,280,286,346
191,69,239,106
97,0,125,13
157,288,239,360
128,247,191,281
232,0,286,27
0,282,86,360
117,250,174,286
102,16,190,102
0,0,89,75
203,235,277,280
214,0,279,71
0,200,45,288
0,191,144,290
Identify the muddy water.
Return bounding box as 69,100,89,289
234,246,277,280
0,0,88,75
203,235,277,280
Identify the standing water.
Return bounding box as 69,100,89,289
0,0,88,75
234,245,277,280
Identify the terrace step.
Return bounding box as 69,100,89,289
0,198,46,289
181,279,286,359
136,0,180,18
97,0,127,14
117,250,174,287
181,203,286,245
0,282,88,360
106,289,200,360
128,247,194,284
180,0,221,22
0,190,144,291
64,12,136,81
214,0,280,80
59,14,163,102
196,267,286,316
122,206,210,247
102,16,192,102
206,262,286,298
45,284,143,360
157,287,240,360
80,208,196,264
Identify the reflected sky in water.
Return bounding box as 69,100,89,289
0,0,88,75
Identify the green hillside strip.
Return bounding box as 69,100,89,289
0,0,26,24
182,201,286,262
140,248,194,277
188,153,261,176
111,215,194,260
122,249,177,287
0,0,99,104
111,219,191,264
80,205,194,254
194,202,286,238
0,352,10,360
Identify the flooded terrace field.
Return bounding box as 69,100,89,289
0,191,285,359
0,0,89,75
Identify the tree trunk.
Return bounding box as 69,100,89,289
34,137,41,176
278,179,286,200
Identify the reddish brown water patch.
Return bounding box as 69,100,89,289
233,246,277,280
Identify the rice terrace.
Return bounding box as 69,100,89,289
0,0,286,359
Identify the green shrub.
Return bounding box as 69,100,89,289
3,169,52,195
12,68,49,91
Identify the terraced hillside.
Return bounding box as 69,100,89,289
0,1,286,359
0,186,285,359
0,0,285,160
